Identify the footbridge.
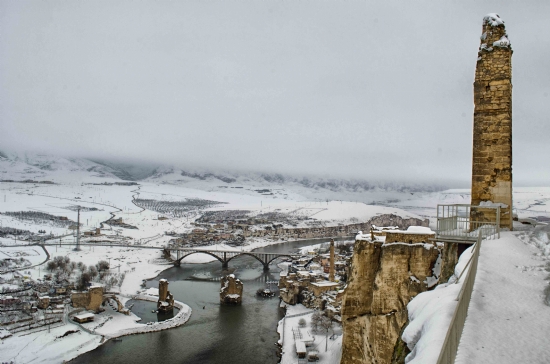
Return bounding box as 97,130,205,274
165,247,299,271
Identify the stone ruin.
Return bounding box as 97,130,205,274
471,13,513,229
71,286,129,315
157,279,175,313
71,286,105,313
220,274,243,305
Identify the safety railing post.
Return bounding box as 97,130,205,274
496,206,500,239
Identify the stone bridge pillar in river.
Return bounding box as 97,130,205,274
157,279,174,313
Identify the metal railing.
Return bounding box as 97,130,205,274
436,231,483,364
436,204,500,240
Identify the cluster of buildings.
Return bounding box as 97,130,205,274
169,223,245,247
278,226,436,319
0,273,71,330
168,213,429,249
278,239,351,317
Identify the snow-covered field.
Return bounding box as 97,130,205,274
1,154,549,364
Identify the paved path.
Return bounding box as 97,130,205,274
455,232,550,364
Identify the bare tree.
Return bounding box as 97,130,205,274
96,260,110,272
46,261,57,271
88,265,98,280
310,311,322,333
78,272,91,290
319,316,333,352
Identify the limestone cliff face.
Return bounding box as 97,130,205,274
341,240,440,364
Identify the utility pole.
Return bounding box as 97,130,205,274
74,206,81,251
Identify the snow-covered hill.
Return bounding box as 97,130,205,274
0,151,448,204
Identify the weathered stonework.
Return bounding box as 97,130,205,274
329,238,335,282
157,279,175,313
220,274,243,305
385,231,435,245
340,239,441,364
37,296,50,309
71,286,104,313
471,13,513,229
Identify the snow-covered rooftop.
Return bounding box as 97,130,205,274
311,281,339,287
74,313,95,320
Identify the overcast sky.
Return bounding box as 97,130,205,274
1,0,549,186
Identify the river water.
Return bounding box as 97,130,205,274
71,238,344,364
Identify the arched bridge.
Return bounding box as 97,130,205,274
165,248,298,271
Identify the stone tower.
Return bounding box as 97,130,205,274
471,13,513,230
329,238,335,282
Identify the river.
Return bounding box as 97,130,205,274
70,238,347,364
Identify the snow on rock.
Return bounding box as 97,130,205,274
479,200,508,208
355,230,367,240
402,245,474,363
480,43,493,52
406,226,434,234
493,35,510,48
483,13,504,27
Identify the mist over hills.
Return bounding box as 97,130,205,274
0,150,448,194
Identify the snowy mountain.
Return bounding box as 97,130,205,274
0,151,162,182
0,151,448,205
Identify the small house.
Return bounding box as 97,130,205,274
73,312,94,323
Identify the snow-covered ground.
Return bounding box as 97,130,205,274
1,154,549,363
278,303,343,364
0,163,426,364
404,225,550,364
0,323,103,364
455,230,550,364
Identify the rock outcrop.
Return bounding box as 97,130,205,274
220,274,243,305
341,235,441,364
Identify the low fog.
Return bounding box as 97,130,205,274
1,1,549,186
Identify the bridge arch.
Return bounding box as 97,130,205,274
266,254,294,266
175,251,225,265
225,252,269,268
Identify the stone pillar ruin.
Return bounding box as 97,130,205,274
220,274,243,305
157,279,174,313
471,13,513,230
329,238,335,282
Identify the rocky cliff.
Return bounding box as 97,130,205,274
341,237,443,364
